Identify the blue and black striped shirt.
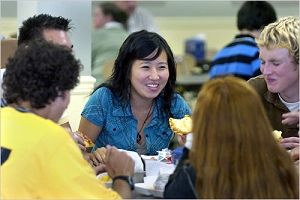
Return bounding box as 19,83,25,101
209,34,261,81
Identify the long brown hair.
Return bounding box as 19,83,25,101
189,76,299,198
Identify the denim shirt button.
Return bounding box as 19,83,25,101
146,134,149,137
113,128,116,131
162,132,166,135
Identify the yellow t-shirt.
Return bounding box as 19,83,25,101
1,107,121,199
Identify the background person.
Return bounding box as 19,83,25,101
114,1,161,34
0,13,86,150
1,40,135,199
17,14,73,129
248,16,299,149
92,2,129,87
1,14,73,109
78,30,191,165
164,76,299,199
209,1,277,81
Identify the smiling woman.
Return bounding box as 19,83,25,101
78,30,192,165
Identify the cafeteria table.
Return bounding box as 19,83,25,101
176,73,210,86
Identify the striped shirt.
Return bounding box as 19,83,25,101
209,34,261,80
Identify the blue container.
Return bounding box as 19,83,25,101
171,147,184,165
185,35,206,62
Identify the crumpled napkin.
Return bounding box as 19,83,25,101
153,172,170,191
157,148,172,162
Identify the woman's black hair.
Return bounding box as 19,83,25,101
92,30,177,116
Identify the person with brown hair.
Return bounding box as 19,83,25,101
164,76,299,199
114,1,160,34
92,1,129,87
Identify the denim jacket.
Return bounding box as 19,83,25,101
81,87,192,155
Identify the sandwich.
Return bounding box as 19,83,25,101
76,131,95,147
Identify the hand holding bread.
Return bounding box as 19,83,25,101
76,131,95,147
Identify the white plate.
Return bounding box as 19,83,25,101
135,182,164,198
135,183,153,196
141,155,158,160
96,172,112,188
150,189,164,198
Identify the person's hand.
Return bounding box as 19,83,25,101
82,151,94,166
63,127,86,151
177,134,187,146
289,146,299,168
282,111,299,125
105,145,134,178
294,160,299,168
290,146,299,160
82,151,106,175
280,111,299,149
280,137,299,149
281,111,299,149
93,164,107,175
105,145,134,199
72,132,86,151
89,147,107,165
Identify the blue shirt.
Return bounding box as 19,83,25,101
209,34,261,81
81,87,192,155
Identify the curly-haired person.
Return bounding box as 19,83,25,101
1,40,135,199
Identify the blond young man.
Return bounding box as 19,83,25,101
248,16,299,150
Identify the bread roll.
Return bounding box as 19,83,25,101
169,115,192,135
272,130,283,142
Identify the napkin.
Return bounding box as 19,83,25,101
185,132,193,149
157,148,172,162
119,149,144,173
145,159,175,176
153,173,170,190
